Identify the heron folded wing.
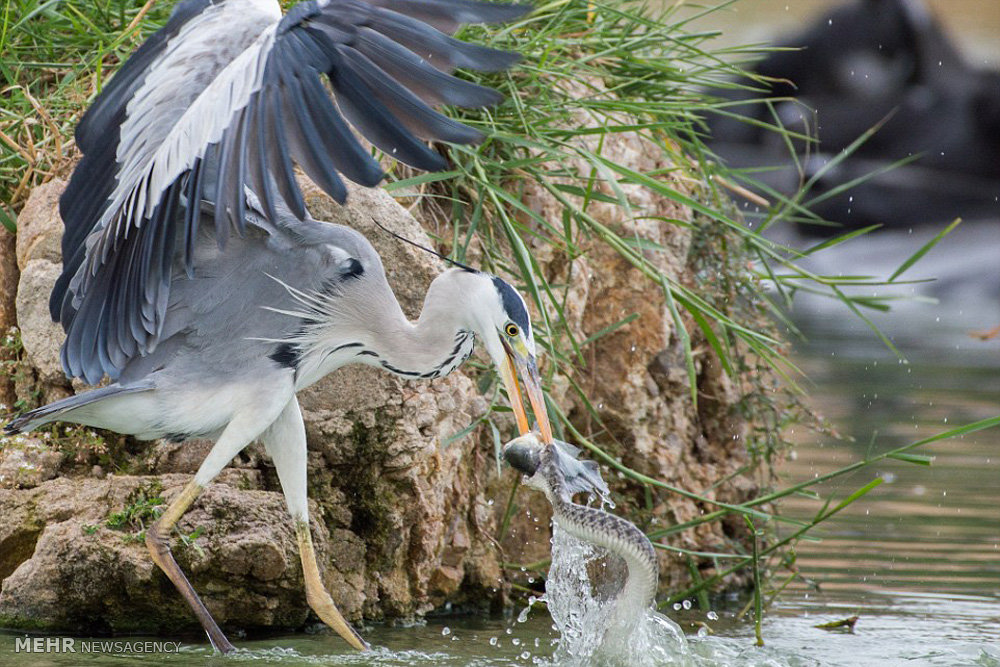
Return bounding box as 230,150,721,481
54,0,529,383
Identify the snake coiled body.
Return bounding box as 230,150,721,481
544,463,659,613
504,435,659,627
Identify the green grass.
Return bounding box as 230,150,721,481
1,0,988,631
0,0,174,228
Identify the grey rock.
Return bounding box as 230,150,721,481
14,179,65,272
0,436,65,489
15,260,67,387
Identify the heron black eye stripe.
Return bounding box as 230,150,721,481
490,275,531,335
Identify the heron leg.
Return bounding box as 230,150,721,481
145,480,235,653
261,397,369,651
147,404,289,653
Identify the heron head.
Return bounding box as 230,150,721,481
457,271,554,445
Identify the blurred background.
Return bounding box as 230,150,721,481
690,0,1000,347
672,2,1000,663
664,0,1000,665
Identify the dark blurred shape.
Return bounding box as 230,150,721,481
708,0,1000,234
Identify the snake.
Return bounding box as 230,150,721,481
503,434,659,627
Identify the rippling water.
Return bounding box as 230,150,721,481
747,311,1000,666
4,320,997,663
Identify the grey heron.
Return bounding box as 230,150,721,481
5,0,553,653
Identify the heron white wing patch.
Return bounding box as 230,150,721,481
112,27,278,238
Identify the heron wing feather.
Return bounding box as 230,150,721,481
364,0,530,34
336,45,484,143
56,0,217,273
54,0,528,383
353,27,503,108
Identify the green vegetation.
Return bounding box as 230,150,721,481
0,0,175,227
1,0,990,637
105,482,164,542
0,327,36,412
93,485,204,549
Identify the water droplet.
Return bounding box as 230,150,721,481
441,627,450,636
682,599,692,610
707,611,719,620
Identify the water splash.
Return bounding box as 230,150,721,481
542,523,689,666
542,525,801,667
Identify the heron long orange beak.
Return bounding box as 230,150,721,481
499,346,554,445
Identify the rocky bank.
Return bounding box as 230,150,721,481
0,133,769,634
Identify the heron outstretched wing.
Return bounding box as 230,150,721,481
53,0,528,384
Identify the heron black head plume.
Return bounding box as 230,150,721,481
369,217,477,273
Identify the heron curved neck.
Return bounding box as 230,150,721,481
293,270,482,389
370,318,475,380
365,272,480,379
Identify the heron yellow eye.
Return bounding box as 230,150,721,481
504,323,520,337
